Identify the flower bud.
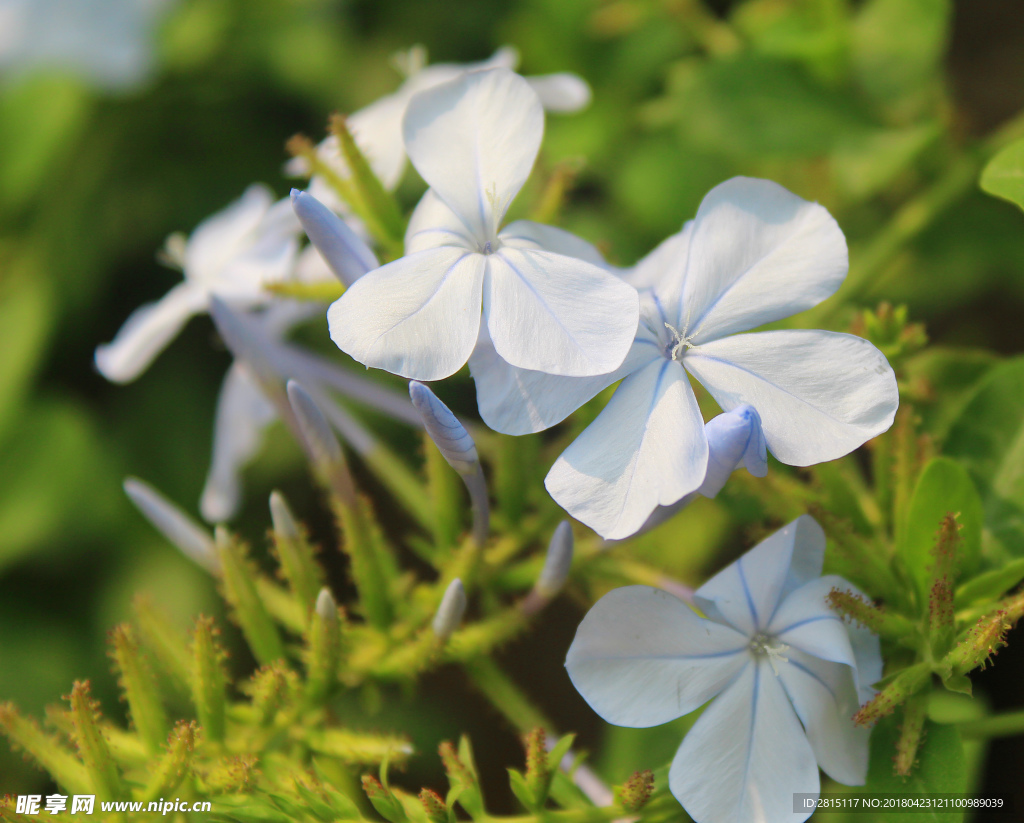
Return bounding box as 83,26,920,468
290,189,378,286
287,380,356,505
269,490,299,539
699,404,767,498
124,477,219,574
536,521,573,598
617,769,655,812
409,381,479,476
432,579,467,641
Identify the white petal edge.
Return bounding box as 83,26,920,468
484,247,639,376
185,184,275,283
565,585,748,727
684,330,898,466
328,247,486,381
405,188,479,254
403,68,543,243
469,327,656,435
670,659,819,823
678,176,848,344
200,364,278,523
695,515,823,636
545,359,707,540
95,282,208,383
527,72,592,113
778,648,871,786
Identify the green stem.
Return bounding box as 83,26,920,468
957,710,1024,739
464,657,552,733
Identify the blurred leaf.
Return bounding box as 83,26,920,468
899,457,983,599
0,399,119,569
901,346,998,439
831,121,940,200
861,716,966,819
980,137,1024,212
0,267,54,442
731,0,849,81
669,55,870,159
955,557,1024,607
944,357,1024,560
851,0,951,116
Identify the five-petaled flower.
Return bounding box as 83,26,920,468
478,176,899,539
566,515,882,823
327,67,639,381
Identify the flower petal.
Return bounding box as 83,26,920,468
566,585,748,728
526,72,592,113
403,68,543,242
469,328,656,435
94,282,208,383
291,189,378,285
849,621,883,705
695,515,823,636
200,364,278,523
778,649,870,786
328,247,485,380
185,184,276,282
544,359,707,539
484,247,639,376
499,219,609,268
405,188,479,254
670,659,819,823
768,575,856,668
621,222,691,293
684,330,898,466
678,177,848,344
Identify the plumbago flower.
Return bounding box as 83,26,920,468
327,68,639,381
474,176,898,539
288,46,591,211
95,184,299,383
566,516,882,823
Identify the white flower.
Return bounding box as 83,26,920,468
290,46,590,210
566,515,883,823
95,185,300,383
200,299,421,523
538,176,898,539
327,68,639,381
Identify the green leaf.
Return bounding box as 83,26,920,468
0,271,53,443
980,138,1024,212
546,732,576,774
831,122,941,201
899,457,984,601
507,768,537,811
851,0,951,113
955,557,1024,606
944,357,1024,559
862,716,966,821
670,55,871,160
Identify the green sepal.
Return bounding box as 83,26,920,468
305,588,342,705
109,622,169,756
189,615,227,744
131,595,192,699
546,732,576,774
0,702,91,794
507,768,537,811
270,500,325,614
363,774,408,823
334,494,396,628
439,737,485,820
217,530,286,666
302,728,413,765
139,719,196,804
941,672,973,696
67,680,126,799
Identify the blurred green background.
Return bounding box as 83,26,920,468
2,0,1023,808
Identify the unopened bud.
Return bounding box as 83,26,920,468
208,297,278,386
290,189,378,286
269,490,299,539
124,478,219,574
853,662,930,727
287,380,356,504
432,579,467,642
409,382,479,476
536,521,573,598
617,769,655,812
826,588,915,640
699,404,767,498
361,775,405,823
945,610,1013,675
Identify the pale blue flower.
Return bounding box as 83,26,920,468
566,516,882,823
327,68,639,381
487,176,899,539
95,185,299,383
288,46,591,212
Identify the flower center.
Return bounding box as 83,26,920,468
663,322,693,361
748,633,790,676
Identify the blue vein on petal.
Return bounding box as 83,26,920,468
368,251,473,348
784,657,839,704
590,647,747,661
775,614,842,635
737,556,760,630
740,661,761,809
499,252,580,348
